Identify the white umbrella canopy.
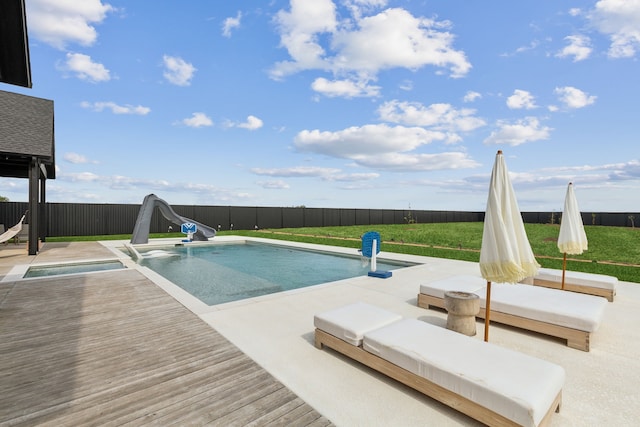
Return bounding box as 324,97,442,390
479,150,539,341
557,182,588,289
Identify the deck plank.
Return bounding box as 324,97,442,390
0,268,333,426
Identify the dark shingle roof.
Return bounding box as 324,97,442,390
0,89,55,178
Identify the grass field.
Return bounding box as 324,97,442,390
47,222,640,283
230,223,640,284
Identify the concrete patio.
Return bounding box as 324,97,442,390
2,237,639,426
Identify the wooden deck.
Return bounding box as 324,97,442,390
0,252,333,426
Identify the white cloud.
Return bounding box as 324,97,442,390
463,91,481,103
311,77,380,97
180,112,213,128
399,80,413,91
588,0,640,58
63,152,96,164
377,100,486,135
501,40,540,57
61,53,111,82
271,0,337,79
251,166,341,177
222,11,242,37
295,124,445,158
554,86,597,109
483,117,552,146
293,123,480,171
556,35,592,61
330,9,470,77
162,55,196,86
54,171,253,202
26,0,114,49
270,3,471,95
65,172,101,182
237,115,264,130
81,101,150,115
542,159,640,181
256,180,290,189
323,172,380,182
251,167,380,182
343,0,389,19
506,89,537,109
352,151,480,171
569,8,582,17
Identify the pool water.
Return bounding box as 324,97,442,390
136,242,410,305
25,260,125,278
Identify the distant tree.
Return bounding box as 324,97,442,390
0,195,8,202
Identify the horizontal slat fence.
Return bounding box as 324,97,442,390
0,201,637,238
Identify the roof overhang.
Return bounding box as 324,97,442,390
0,0,32,88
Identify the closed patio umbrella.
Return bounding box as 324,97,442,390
557,182,588,289
479,150,539,341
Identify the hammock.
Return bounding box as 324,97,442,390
0,215,26,244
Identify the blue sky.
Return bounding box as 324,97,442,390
2,0,639,213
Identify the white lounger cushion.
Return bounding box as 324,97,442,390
490,283,606,332
363,318,565,427
419,275,487,299
313,301,402,346
535,267,618,291
420,276,607,332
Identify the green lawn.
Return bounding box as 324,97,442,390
46,223,640,283
230,223,640,284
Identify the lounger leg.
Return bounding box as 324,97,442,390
314,330,324,349
567,334,590,352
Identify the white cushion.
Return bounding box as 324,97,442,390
536,267,617,291
363,318,565,427
313,302,402,346
419,275,487,299
489,283,607,332
421,276,608,332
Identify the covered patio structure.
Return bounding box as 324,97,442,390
0,89,55,255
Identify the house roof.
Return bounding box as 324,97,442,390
0,0,32,88
0,89,55,179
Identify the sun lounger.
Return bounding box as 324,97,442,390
521,267,617,302
417,275,608,351
314,302,564,427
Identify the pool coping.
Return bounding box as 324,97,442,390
0,257,130,283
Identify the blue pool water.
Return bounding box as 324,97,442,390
136,242,411,305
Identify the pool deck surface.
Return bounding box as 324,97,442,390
2,237,640,426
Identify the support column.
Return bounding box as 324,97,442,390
39,175,47,242
28,157,39,255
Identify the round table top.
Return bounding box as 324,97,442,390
444,290,479,300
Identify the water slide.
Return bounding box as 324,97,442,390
130,194,217,244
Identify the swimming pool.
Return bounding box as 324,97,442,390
134,242,412,305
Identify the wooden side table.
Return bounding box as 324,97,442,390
444,291,480,336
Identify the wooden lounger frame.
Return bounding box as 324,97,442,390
417,293,593,351
315,328,562,427
531,277,615,302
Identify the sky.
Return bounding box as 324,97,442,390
1,0,639,213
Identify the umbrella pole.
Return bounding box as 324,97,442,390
562,253,567,290
484,281,491,342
